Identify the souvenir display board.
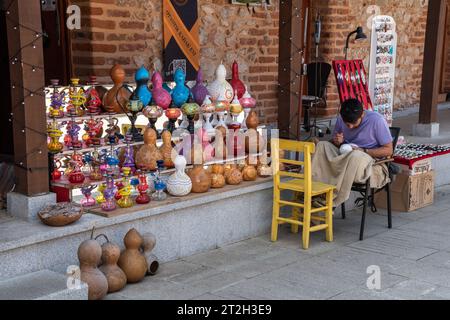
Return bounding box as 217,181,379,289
332,59,373,111
368,15,397,126
394,143,450,168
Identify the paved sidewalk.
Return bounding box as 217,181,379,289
107,189,450,300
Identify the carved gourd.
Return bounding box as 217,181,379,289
141,232,160,276
103,64,131,114
211,173,226,188
226,166,243,185
118,229,148,283
135,128,162,171
242,165,257,181
78,238,108,300
188,165,211,193
245,111,266,154
159,130,175,169
98,235,127,293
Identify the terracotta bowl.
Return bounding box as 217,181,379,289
38,203,83,227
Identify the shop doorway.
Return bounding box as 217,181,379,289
41,0,72,84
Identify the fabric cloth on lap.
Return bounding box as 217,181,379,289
312,141,390,206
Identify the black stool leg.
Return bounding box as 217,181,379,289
341,203,346,219
359,179,370,241
386,183,392,229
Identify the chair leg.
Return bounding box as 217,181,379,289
271,198,280,242
386,183,392,229
341,202,346,219
325,190,334,242
291,192,300,234
359,179,370,241
302,204,311,250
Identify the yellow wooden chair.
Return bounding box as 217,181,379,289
271,139,336,249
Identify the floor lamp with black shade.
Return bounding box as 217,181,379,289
344,26,367,60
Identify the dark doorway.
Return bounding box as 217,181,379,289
0,8,14,160
41,0,71,84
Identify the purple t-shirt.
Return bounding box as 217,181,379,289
333,111,392,149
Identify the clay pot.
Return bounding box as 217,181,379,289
141,233,159,276
78,239,108,300
98,239,127,293
118,229,148,283
211,173,226,188
226,167,243,185
135,128,162,171
188,165,211,193
242,165,257,181
103,64,131,114
159,130,175,169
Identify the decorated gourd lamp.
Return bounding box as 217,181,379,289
214,90,230,129
151,71,172,110
207,63,234,103
201,95,215,134
181,102,200,135
230,61,246,100
143,104,164,134
134,66,152,108
165,108,182,134
229,91,243,129
191,68,209,105
126,97,144,142
171,68,190,108
239,86,256,131
103,64,132,114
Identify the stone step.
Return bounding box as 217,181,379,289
0,270,88,300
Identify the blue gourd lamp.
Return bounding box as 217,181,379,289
171,68,190,108
134,66,152,107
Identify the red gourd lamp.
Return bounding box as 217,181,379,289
230,61,246,100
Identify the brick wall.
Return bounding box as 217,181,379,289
311,0,429,115
69,0,279,124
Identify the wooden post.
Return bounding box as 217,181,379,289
277,0,308,139
419,0,446,124
5,0,49,196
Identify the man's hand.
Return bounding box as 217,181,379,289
333,132,344,147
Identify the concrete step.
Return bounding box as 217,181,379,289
0,270,87,300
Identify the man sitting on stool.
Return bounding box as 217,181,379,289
312,98,393,206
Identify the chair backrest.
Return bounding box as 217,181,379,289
271,139,316,198
307,62,332,98
389,127,401,151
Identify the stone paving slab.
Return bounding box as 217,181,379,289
101,185,450,300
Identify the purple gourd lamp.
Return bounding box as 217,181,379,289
191,68,209,105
